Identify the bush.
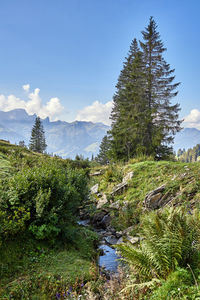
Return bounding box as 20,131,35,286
0,160,89,241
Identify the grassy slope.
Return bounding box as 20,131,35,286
0,140,97,299
90,159,200,230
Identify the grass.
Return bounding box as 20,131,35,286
0,228,98,299
90,160,200,230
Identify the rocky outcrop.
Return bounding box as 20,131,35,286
144,184,167,209
111,182,128,196
111,171,133,197
92,211,111,229
90,170,103,176
97,193,108,209
90,183,99,194
122,171,134,183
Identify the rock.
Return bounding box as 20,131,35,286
90,170,103,176
109,200,120,209
116,237,124,244
92,211,107,225
122,171,134,183
97,193,108,209
105,235,118,245
92,212,111,229
122,225,135,235
144,184,166,209
126,236,140,244
116,231,123,238
100,214,111,229
111,182,128,196
90,183,99,194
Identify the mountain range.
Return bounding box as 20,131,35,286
0,108,199,158
0,109,109,158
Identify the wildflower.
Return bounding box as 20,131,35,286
81,283,84,287
56,293,61,299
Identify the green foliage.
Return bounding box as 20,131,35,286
117,207,200,282
0,228,98,299
110,17,181,161
29,116,47,153
116,208,200,280
0,160,89,241
178,144,200,162
149,268,194,299
96,135,111,165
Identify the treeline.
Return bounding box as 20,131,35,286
97,17,182,164
177,144,200,162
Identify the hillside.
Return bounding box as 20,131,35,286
0,141,98,299
0,109,109,158
1,142,200,299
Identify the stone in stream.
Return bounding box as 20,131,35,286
105,235,118,245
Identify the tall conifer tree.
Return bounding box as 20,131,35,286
29,117,47,153
110,17,182,160
140,16,182,157
110,39,147,160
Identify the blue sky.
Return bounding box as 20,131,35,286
0,0,200,127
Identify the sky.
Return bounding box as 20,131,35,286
0,0,200,127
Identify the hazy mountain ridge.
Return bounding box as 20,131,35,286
1,109,199,157
0,109,109,158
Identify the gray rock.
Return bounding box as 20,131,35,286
122,171,134,183
126,236,140,244
144,184,166,209
105,235,119,245
122,225,135,235
111,182,128,196
90,170,103,176
116,237,124,244
97,193,108,209
90,183,99,194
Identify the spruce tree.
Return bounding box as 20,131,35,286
110,39,147,160
29,117,47,153
140,17,182,157
110,17,182,160
96,135,111,165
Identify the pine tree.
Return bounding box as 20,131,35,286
96,135,111,165
140,17,182,157
29,117,47,153
110,39,148,160
110,17,182,161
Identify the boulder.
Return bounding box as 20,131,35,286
92,212,111,229
100,214,111,229
90,183,99,194
97,193,108,209
90,170,103,176
126,236,140,244
122,171,134,183
105,235,119,245
111,182,128,196
144,184,166,209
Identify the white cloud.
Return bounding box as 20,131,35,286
22,84,30,92
0,85,64,121
76,100,113,125
184,109,200,129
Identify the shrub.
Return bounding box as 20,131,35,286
0,160,89,241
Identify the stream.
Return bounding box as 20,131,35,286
78,219,120,273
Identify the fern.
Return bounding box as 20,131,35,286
117,207,200,282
